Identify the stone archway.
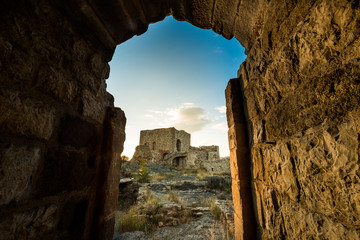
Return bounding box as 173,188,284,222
1,1,359,240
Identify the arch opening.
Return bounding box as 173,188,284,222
107,15,256,240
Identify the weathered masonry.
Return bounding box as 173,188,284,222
0,1,359,240
132,127,191,165
132,127,230,173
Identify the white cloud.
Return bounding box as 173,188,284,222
215,106,226,114
172,103,211,133
144,114,154,118
212,122,228,131
147,103,211,133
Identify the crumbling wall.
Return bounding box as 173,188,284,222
174,129,191,152
187,147,208,166
137,128,190,162
186,146,230,173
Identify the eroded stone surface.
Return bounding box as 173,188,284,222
240,0,360,239
0,144,40,205
0,205,58,240
0,90,55,140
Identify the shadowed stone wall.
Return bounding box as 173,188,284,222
1,0,359,240
238,1,360,239
0,1,125,239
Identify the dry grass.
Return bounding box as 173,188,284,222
116,206,147,233
116,190,163,234
179,168,210,180
210,199,222,220
199,197,215,208
150,172,174,182
167,190,183,205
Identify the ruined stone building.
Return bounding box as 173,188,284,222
132,127,230,173
1,1,359,240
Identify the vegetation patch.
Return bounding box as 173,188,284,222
116,190,163,234
210,200,222,220
132,159,150,183
167,190,183,205
150,172,174,182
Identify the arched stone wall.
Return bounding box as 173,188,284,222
0,0,359,240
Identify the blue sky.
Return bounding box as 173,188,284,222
107,16,246,158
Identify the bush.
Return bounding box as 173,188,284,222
136,159,150,183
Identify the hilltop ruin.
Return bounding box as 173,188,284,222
132,127,230,173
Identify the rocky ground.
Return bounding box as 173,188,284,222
113,163,234,240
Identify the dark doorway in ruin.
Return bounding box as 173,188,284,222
173,157,186,167
173,157,180,167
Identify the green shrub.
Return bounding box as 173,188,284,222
136,159,150,183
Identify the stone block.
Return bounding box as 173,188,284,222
89,53,109,79
0,205,58,240
59,115,98,149
81,89,106,123
36,148,95,196
0,38,12,71
0,90,55,140
140,0,170,23
0,144,41,205
37,66,78,103
169,0,187,21
187,0,213,29
212,0,240,39
59,200,88,233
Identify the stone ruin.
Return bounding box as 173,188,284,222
132,127,230,173
1,0,359,240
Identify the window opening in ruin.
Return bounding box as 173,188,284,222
152,142,156,150
176,139,181,152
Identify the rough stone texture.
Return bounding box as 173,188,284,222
1,0,359,239
89,108,126,240
239,1,360,239
226,79,257,240
133,128,229,173
0,144,40,205
0,90,55,140
0,1,125,240
0,205,59,240
138,127,191,162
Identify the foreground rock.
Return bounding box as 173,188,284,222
114,165,234,239
153,214,232,240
